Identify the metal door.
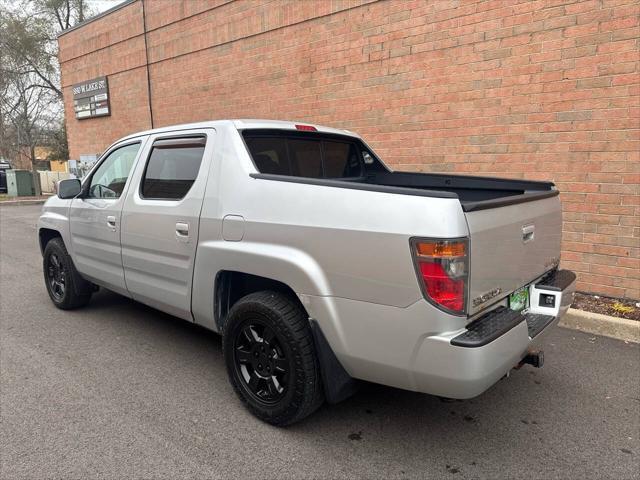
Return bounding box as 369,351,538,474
69,141,144,296
120,129,215,320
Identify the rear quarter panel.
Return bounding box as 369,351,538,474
191,125,470,331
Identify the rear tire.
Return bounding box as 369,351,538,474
223,291,324,426
43,238,92,309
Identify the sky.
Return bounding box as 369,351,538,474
0,0,127,18
87,0,128,16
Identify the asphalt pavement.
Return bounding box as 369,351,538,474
1,204,638,479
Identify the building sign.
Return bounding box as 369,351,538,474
73,76,110,119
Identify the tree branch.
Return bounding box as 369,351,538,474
65,0,71,30
52,6,65,31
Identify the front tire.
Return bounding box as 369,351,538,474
43,238,92,309
223,291,324,426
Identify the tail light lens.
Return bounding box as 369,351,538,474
411,238,468,315
295,124,317,131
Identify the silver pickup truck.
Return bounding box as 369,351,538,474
38,119,576,425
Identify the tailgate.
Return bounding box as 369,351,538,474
465,194,562,316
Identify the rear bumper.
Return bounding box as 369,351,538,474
303,269,576,400
412,269,576,398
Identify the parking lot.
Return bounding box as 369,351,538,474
1,204,638,479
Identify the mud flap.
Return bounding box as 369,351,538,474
309,320,359,404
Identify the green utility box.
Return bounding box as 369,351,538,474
6,170,35,197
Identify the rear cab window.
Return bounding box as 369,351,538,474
243,130,373,179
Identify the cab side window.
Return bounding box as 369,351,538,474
88,143,141,199
140,136,206,200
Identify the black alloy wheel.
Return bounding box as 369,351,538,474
47,252,66,301
223,291,324,426
42,237,92,309
233,320,289,404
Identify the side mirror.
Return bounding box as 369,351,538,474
57,178,82,199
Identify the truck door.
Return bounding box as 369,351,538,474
69,140,144,296
120,129,215,320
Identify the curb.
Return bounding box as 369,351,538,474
0,199,48,207
559,308,639,343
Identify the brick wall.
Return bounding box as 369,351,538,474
59,0,640,299
58,0,151,156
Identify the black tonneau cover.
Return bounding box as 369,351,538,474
365,171,557,212
251,171,558,212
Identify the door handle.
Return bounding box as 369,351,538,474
176,222,189,238
106,215,117,229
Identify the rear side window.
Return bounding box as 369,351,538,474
141,136,206,200
288,139,322,177
244,137,288,175
244,132,364,179
323,141,362,177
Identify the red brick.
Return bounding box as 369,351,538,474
600,15,640,32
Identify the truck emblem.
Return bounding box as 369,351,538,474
472,287,502,307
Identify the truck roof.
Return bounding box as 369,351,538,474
119,119,359,142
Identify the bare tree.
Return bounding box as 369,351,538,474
1,65,60,194
1,1,93,99
0,29,12,163
0,0,94,194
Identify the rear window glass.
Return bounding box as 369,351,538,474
244,132,364,179
288,139,322,177
323,141,362,177
141,136,205,200
244,137,289,175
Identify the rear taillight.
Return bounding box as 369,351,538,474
411,238,468,315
